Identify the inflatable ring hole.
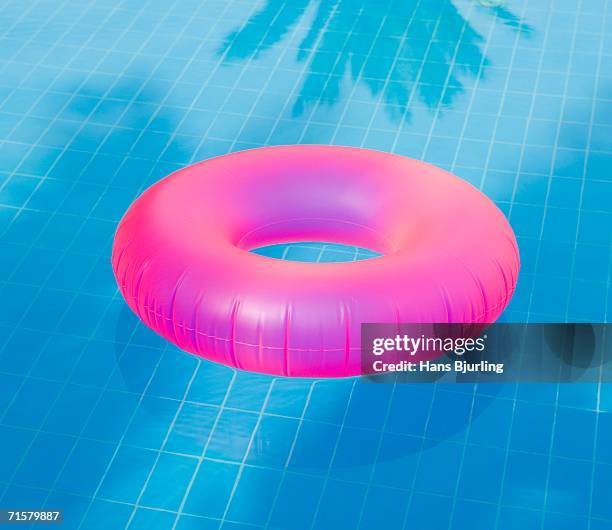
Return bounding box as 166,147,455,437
235,217,397,255
250,241,382,263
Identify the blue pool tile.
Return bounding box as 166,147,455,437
61,183,106,217
510,204,545,239
166,402,218,456
344,383,392,431
557,384,598,410
578,211,611,246
303,379,354,425
79,499,133,530
284,245,324,262
128,508,176,530
14,432,74,489
468,395,513,448
543,208,580,243
265,378,311,417
82,390,139,443
458,445,505,503
21,289,76,333
92,188,139,222
359,485,408,530
490,143,522,173
572,244,610,283
70,340,119,388
140,453,198,511
30,335,87,382
1,484,48,510
81,259,118,296
537,240,574,277
386,385,434,436
546,456,592,516
456,140,489,169
112,158,155,190
95,302,136,344
548,177,583,209
3,377,62,429
45,253,96,291
122,395,179,450
451,499,498,530
246,415,298,468
69,219,115,256
568,280,608,321
10,246,62,287
597,412,612,464
206,409,258,462
0,283,39,327
406,492,453,530
543,512,589,530
414,440,463,496
221,522,262,530
591,462,612,521
515,384,557,405
521,148,555,176
227,467,282,525
502,450,548,510
552,407,596,460
98,445,157,503
0,426,35,483
530,276,571,317
330,426,380,482
586,152,612,181
269,472,323,530
0,372,22,417
99,129,141,157
146,351,198,400
288,421,340,474
0,242,27,280
426,389,473,442
372,433,421,490
107,345,163,394
225,371,272,412
483,172,515,203
0,206,17,235
0,143,31,173
175,515,219,530
43,491,90,529
0,329,48,375
497,506,542,530
55,439,115,496
313,479,367,530
425,137,459,166
184,459,239,519
33,215,81,251
44,384,101,436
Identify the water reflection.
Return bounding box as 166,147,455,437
221,0,531,119
113,305,500,474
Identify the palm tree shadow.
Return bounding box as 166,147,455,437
219,0,533,120
479,3,534,34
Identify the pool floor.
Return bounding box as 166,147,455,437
0,0,611,528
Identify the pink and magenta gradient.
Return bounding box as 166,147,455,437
111,145,520,377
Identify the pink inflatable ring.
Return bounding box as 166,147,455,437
112,145,519,377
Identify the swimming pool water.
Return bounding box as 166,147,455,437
0,0,611,528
